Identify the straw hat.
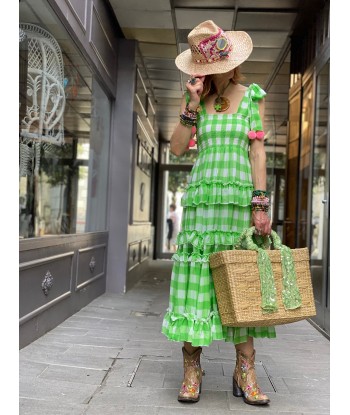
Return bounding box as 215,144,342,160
175,20,253,76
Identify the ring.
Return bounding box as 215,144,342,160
188,77,196,85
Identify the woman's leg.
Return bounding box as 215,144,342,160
184,341,200,354
178,342,203,403
235,336,254,356
233,337,270,405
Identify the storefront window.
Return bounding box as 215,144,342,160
19,0,111,238
297,81,314,247
310,61,329,261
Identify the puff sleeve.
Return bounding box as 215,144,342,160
249,83,266,132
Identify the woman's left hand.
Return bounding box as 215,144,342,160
252,211,271,236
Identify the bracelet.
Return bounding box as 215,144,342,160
251,205,269,213
180,113,196,121
252,190,268,198
179,114,196,128
183,108,198,120
251,190,270,213
251,196,270,206
185,103,200,115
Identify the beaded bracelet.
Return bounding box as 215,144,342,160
179,114,196,128
251,205,270,212
251,196,270,206
251,199,270,212
185,103,200,115
182,109,197,122
252,190,268,198
251,205,269,213
180,114,196,122
179,103,198,127
251,189,270,212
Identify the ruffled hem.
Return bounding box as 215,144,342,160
162,310,225,347
176,229,241,249
181,180,253,207
162,310,277,347
172,251,211,263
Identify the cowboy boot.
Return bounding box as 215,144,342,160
232,349,270,405
177,346,203,403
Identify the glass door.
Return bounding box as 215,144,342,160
158,168,191,257
297,81,314,248
309,60,330,334
155,144,197,259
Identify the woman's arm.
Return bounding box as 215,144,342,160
170,75,205,156
249,98,271,235
170,96,193,156
249,99,266,191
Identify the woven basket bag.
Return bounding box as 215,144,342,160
209,227,316,327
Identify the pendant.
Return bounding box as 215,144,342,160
214,96,230,112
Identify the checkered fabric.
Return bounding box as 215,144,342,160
162,83,276,346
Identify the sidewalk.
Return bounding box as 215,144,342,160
19,260,330,414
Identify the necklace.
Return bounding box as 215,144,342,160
214,81,231,112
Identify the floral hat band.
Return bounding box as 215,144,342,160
193,29,232,64
175,20,253,76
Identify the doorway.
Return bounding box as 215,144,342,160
155,144,197,259
309,60,330,335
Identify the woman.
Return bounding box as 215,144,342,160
161,20,273,405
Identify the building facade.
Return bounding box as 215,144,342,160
284,2,330,336
19,0,159,348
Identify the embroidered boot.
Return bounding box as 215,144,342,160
232,349,270,405
177,346,203,403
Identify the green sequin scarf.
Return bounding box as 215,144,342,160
234,227,302,313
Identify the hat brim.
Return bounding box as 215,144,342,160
175,31,253,76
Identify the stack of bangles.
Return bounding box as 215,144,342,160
179,103,198,128
251,190,270,213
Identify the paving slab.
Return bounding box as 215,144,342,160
19,376,98,404
19,398,86,415
37,364,107,385
104,358,141,387
35,332,126,348
85,405,158,415
19,360,48,378
88,386,229,410
228,392,330,413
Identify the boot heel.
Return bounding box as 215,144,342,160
199,382,202,394
232,377,243,397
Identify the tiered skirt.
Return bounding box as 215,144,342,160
161,146,276,347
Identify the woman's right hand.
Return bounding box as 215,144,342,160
185,74,205,108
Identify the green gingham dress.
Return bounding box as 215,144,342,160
161,83,276,347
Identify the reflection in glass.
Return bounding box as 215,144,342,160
19,0,111,238
168,151,197,165
297,82,314,247
311,61,329,260
161,171,189,253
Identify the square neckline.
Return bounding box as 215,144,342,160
200,84,250,117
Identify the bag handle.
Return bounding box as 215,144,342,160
234,226,278,251
234,227,302,313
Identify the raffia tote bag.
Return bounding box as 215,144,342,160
209,227,316,327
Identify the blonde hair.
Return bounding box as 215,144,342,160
201,66,244,99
